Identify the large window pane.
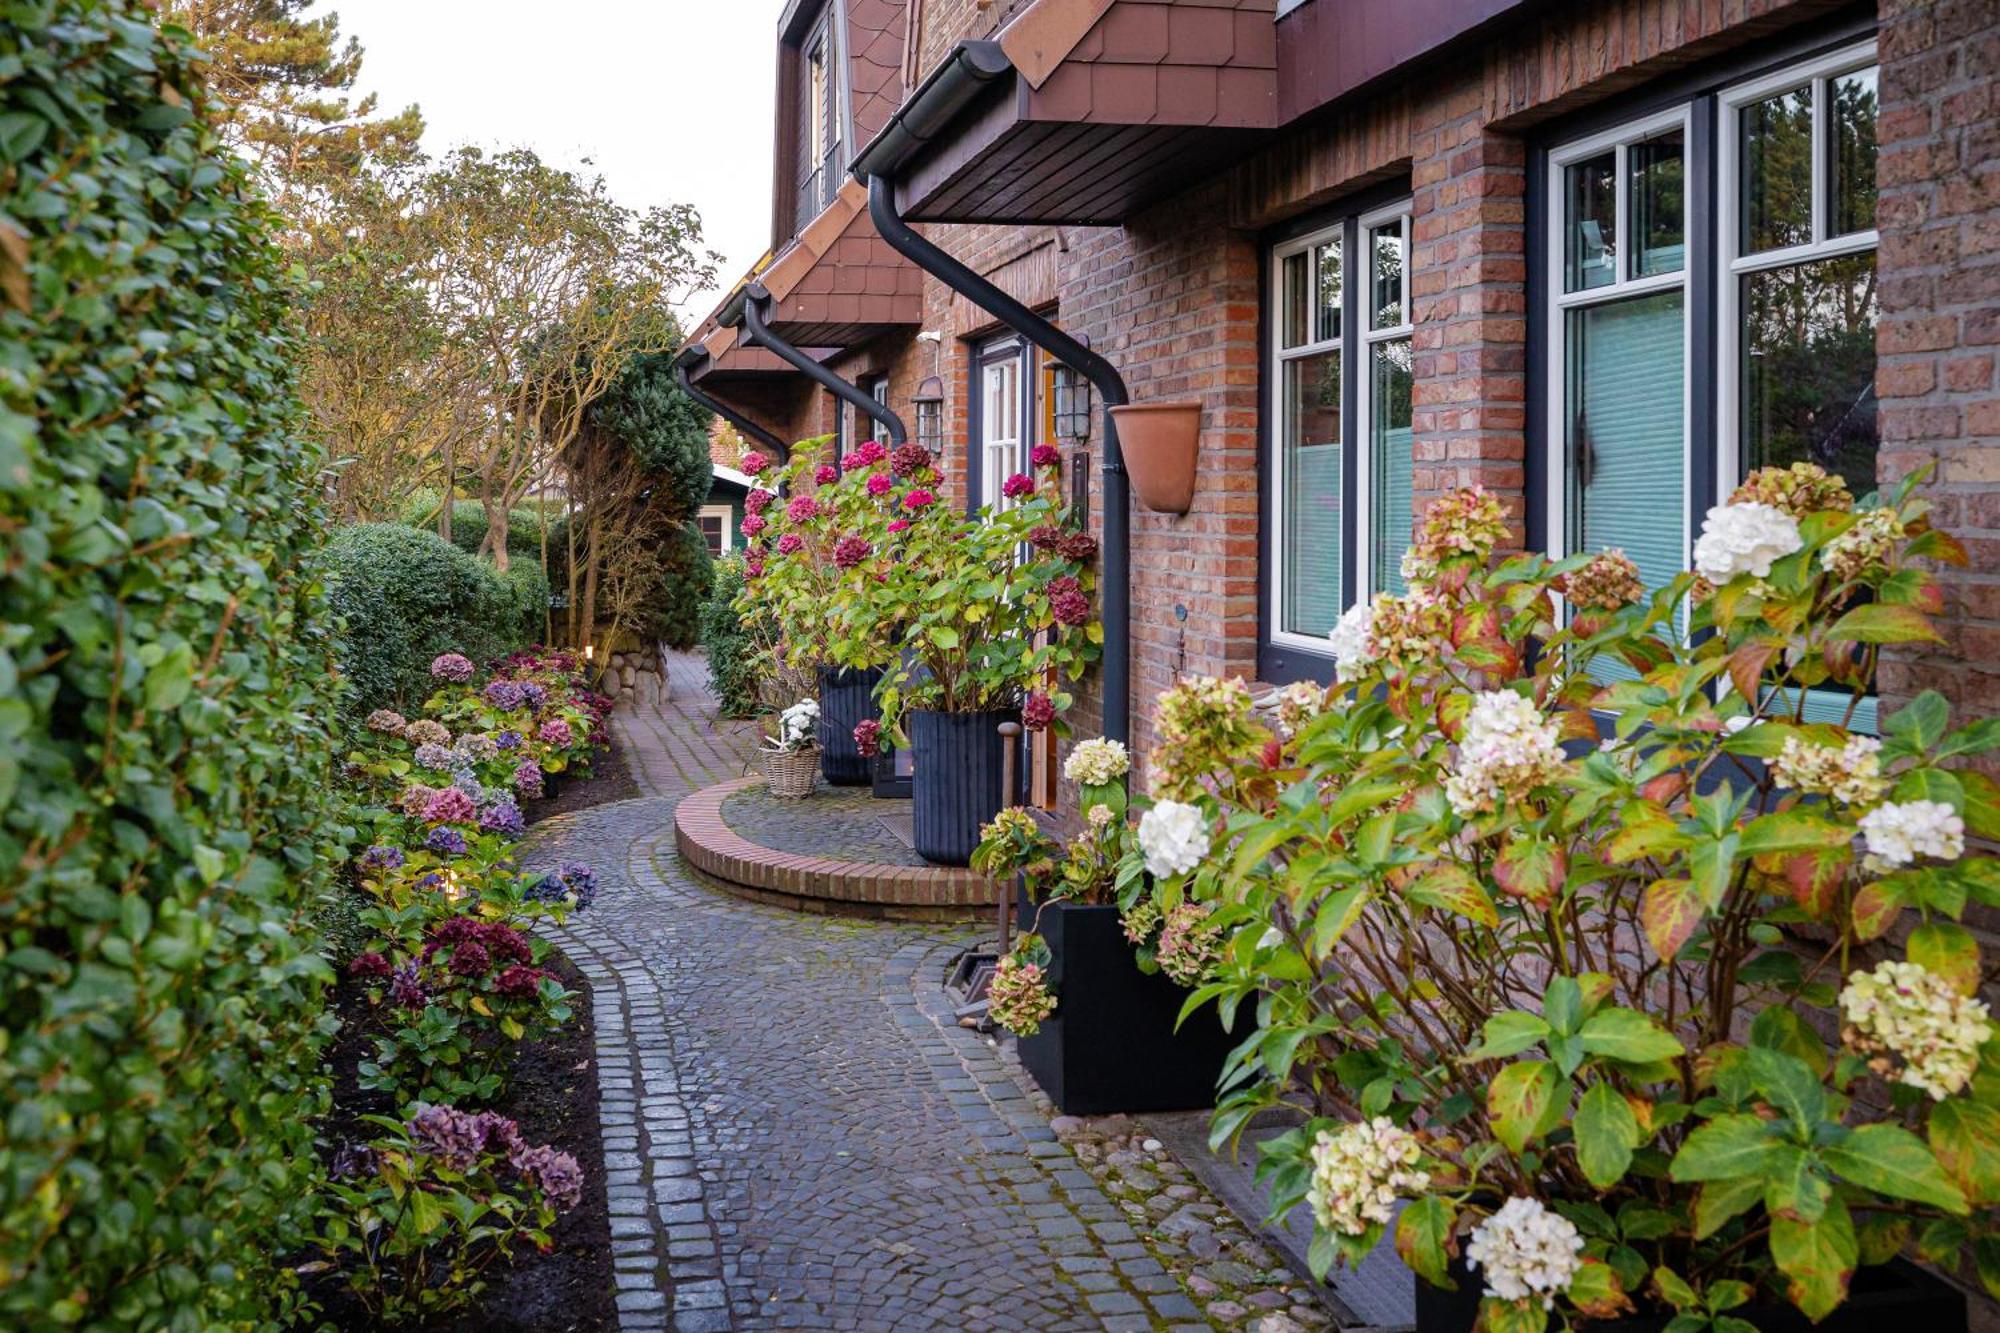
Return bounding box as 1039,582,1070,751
1741,86,1813,253
1742,252,1879,494
1370,223,1404,328
1831,66,1878,237
1316,240,1343,344
1282,349,1342,637
1281,251,1308,348
1369,338,1415,596
1629,128,1686,277
1565,290,1686,598
1565,152,1617,291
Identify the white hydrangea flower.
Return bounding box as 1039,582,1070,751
1859,800,1965,868
1064,737,1130,787
1308,1117,1431,1238
1466,1197,1584,1308
1326,601,1377,683
778,697,820,747
1692,500,1803,583
1444,690,1568,817
1137,800,1210,879
1840,959,1993,1100
1772,734,1887,806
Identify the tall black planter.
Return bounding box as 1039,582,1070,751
816,666,883,786
908,708,1012,866
1015,895,1237,1115
1415,1257,1964,1333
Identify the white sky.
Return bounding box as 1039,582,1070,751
330,0,785,319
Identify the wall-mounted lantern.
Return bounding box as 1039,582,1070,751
913,375,944,453
1048,357,1092,442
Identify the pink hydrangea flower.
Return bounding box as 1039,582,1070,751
904,489,937,511
423,787,478,824
833,534,872,569
740,514,766,537
1022,692,1056,731
787,495,819,523
866,473,893,496
853,718,882,758
745,556,765,578
776,532,805,555
740,450,770,476
1031,443,1061,469
429,653,474,682
853,439,888,466
538,719,573,747
815,464,839,485
886,519,910,533
744,487,773,514
1001,472,1035,500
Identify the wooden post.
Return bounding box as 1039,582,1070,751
997,720,1022,957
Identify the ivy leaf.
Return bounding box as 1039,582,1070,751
1488,1060,1561,1155
1770,1202,1857,1323
1579,1008,1684,1065
1575,1081,1641,1190
1822,1124,1969,1214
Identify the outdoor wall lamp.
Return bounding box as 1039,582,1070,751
913,375,944,453
1048,355,1092,442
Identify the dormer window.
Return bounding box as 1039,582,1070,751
796,7,843,230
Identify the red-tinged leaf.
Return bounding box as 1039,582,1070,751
1640,771,1688,804
1728,641,1779,705
1557,707,1600,744
1406,863,1500,927
1851,880,1904,942
1783,848,1850,919
1488,1060,1561,1155
1771,1205,1858,1322
1494,837,1565,908
1876,567,1945,613
1395,1196,1458,1289
1961,770,2000,841
1906,526,1969,565
1568,1258,1635,1319
1826,603,1944,645
1642,878,1705,960
1909,921,1981,996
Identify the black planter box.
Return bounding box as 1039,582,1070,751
817,665,883,786
909,708,1013,866
1014,895,1238,1116
1415,1256,1965,1333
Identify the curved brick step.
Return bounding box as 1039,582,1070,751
673,776,998,921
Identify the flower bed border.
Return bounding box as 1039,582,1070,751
673,777,997,921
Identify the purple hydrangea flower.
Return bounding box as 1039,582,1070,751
426,825,467,857
479,798,525,837
509,1142,584,1209
527,861,597,909
537,719,573,748
429,653,475,683
360,844,405,871
331,1141,381,1181
413,742,453,771
513,761,545,799
495,730,524,751
483,679,527,711
520,682,547,709
389,962,428,1009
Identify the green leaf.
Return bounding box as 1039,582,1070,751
1405,863,1498,927
1579,1008,1684,1065
1746,1047,1826,1132
1311,885,1369,957
1575,1081,1641,1189
1465,1010,1552,1062
1488,1060,1561,1155
1826,603,1944,644
1884,690,1951,750
1770,1202,1857,1322
1762,1142,1830,1224
1476,1297,1549,1333
1543,976,1584,1036
1930,1099,2000,1205
1749,1007,1827,1076
1670,1114,1782,1183
1909,921,1981,995
1395,1195,1457,1289
1822,1123,1969,1214
408,1188,446,1237
1738,809,1854,856
1963,771,2000,841
1693,1175,1765,1240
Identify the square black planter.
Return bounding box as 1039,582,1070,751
1013,894,1238,1116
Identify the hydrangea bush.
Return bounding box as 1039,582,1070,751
1129,468,2000,1328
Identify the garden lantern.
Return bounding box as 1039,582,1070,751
1048,357,1091,442
913,376,944,454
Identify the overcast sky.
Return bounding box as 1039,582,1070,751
330,0,785,319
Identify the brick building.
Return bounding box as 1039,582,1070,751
680,0,1998,801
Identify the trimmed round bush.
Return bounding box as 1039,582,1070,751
1,6,343,1325
327,524,547,714
702,559,761,717
641,519,714,651
396,490,552,560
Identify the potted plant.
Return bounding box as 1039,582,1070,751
1127,470,1995,1331
972,738,1237,1114
847,445,1102,865
758,697,820,799
733,441,900,785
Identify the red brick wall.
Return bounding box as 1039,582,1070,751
1875,0,2000,728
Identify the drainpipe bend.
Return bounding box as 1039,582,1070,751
734,284,909,448
673,347,791,464
860,170,1132,748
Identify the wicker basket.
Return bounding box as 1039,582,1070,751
763,746,819,799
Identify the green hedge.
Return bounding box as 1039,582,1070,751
702,558,760,717
643,519,714,651
326,524,548,714
396,490,555,560
0,5,344,1326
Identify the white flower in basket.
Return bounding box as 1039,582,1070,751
761,697,821,798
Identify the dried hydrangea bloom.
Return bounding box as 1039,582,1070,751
1729,461,1853,519
1413,486,1510,569
1560,548,1645,612
1466,1197,1584,1308
365,709,408,735
1822,507,1905,582
987,955,1057,1036
1367,589,1453,670
403,718,451,749
1772,734,1887,806
1120,898,1162,946
1154,901,1223,986
1308,1117,1431,1237
1840,959,1992,1100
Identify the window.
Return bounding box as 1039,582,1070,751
1538,38,1880,722
975,336,1034,513
697,506,732,557
797,9,843,229
1268,199,1412,657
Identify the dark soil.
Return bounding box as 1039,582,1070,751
305,737,647,1331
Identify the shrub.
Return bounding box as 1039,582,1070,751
0,6,345,1325
702,559,762,717
326,524,546,715
640,518,713,651
397,491,552,561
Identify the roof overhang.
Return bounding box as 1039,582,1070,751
853,2,1279,226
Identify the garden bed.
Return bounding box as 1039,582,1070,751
309,947,614,1332
529,736,639,822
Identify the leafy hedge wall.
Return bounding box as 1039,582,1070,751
327,523,548,714
644,519,714,651
701,559,760,717
0,4,344,1325
396,490,554,561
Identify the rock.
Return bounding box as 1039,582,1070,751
1196,1260,1259,1287
1255,1315,1308,1333
1050,1115,1086,1139
1206,1301,1247,1321
1245,1289,1290,1309
1165,1183,1199,1201
1288,1306,1332,1328
1186,1275,1219,1299
1106,1149,1144,1170
1142,1137,1163,1152
1145,1194,1177,1218
1234,1242,1276,1268
1187,1230,1224,1260
1117,1166,1160,1193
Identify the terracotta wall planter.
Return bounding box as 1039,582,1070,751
1109,400,1202,514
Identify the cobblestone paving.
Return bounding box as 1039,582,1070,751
719,784,927,867
526,657,1236,1332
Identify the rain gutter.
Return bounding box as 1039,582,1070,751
673,347,792,463
729,283,909,448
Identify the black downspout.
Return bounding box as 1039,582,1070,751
735,283,909,447
673,348,791,463
861,172,1132,748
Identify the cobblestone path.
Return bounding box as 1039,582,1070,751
530,655,1212,1333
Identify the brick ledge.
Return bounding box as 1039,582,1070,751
673,777,998,920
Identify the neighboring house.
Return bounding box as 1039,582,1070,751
700,420,757,556
683,0,1996,800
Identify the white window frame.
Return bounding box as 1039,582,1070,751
978,340,1027,515
697,504,733,555
1268,220,1346,654
1541,104,1695,583
1716,37,1879,489
1354,201,1414,601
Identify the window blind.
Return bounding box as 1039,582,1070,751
1569,290,1685,597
